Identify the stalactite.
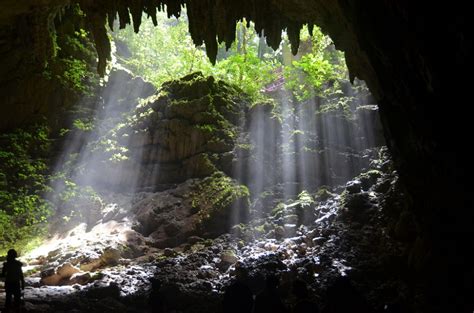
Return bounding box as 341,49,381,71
143,0,158,26
214,0,236,51
24,0,313,75
129,0,144,33
105,0,118,31
308,23,314,36
287,22,302,55
163,0,184,18
32,6,54,67
118,6,130,29
187,0,219,64
85,11,111,76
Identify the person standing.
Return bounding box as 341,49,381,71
1,249,25,311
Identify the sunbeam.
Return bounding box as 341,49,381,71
1,8,388,313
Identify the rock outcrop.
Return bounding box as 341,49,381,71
14,146,420,313
133,172,250,248
77,72,247,191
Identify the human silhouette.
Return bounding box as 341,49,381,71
322,276,372,313
1,249,25,312
254,274,287,313
292,280,319,313
149,279,166,313
222,266,254,313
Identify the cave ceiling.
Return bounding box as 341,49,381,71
0,0,377,96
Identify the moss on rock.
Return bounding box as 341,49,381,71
121,72,249,187
191,172,250,237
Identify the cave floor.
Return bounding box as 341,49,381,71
0,163,412,313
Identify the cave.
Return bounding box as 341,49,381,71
0,2,472,313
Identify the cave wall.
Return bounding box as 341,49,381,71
0,8,62,129
0,3,98,131
0,1,472,311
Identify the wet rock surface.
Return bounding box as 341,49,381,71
0,149,418,312
0,72,401,312
99,72,248,189
133,173,250,247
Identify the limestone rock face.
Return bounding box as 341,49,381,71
40,262,85,286
133,172,250,248
236,95,384,197
96,72,248,190
0,6,100,131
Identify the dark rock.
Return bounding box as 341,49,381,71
164,222,180,236
163,248,178,258
341,192,373,224
346,180,362,194
187,236,204,244
85,282,121,299
68,272,92,285
358,170,382,190
394,211,418,242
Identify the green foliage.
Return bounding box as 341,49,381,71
0,125,53,253
196,124,217,134
283,26,347,102
113,14,280,100
73,118,94,131
44,48,96,95
191,172,250,221
315,186,333,202
316,97,354,120
43,5,99,95
60,58,90,92
296,190,315,208
112,11,360,112
53,183,103,227
271,202,286,218
113,14,212,87
211,36,279,99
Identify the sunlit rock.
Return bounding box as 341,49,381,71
56,263,81,279
40,262,84,286
220,250,239,265
345,179,362,194
69,272,92,285
97,72,249,189
100,247,122,266
133,173,249,248
79,254,102,272
40,269,62,286
357,169,382,191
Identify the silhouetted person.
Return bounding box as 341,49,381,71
1,249,25,312
322,276,372,313
254,274,287,313
223,266,253,313
292,280,319,313
149,279,166,313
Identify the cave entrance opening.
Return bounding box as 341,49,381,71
23,8,385,280
109,10,384,223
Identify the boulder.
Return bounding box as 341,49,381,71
133,172,249,248
56,262,80,279
40,262,84,286
114,73,245,188
68,272,92,285
100,247,122,266
40,273,62,286
346,180,362,194
220,250,239,265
